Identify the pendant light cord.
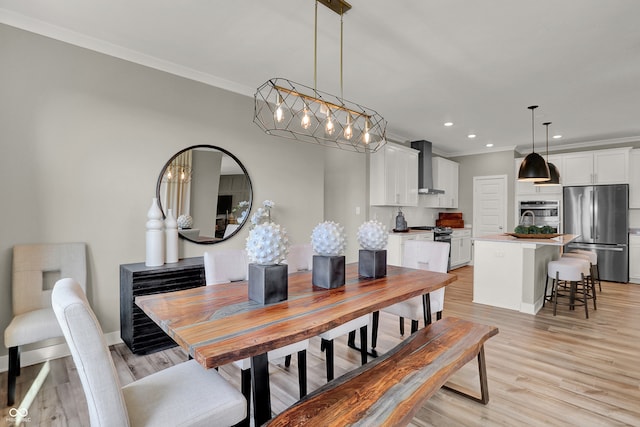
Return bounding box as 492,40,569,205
544,122,551,160
340,9,344,100
314,0,318,94
528,105,538,153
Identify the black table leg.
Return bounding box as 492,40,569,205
251,353,271,425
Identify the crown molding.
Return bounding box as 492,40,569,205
514,136,640,156
0,9,255,97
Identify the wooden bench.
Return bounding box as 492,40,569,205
266,317,499,427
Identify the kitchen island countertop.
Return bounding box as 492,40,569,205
473,233,580,246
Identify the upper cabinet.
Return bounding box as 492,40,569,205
515,154,564,196
516,148,631,200
423,157,459,208
562,148,630,186
370,143,418,206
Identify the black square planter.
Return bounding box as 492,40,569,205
312,255,345,289
248,263,288,304
359,249,387,278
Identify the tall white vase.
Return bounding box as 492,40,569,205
146,197,164,267
165,208,179,263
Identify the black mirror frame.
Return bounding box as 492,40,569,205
155,144,253,244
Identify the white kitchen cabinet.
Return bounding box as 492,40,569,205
562,148,630,186
370,143,418,206
515,155,564,196
387,231,434,266
629,149,640,208
450,229,472,269
629,235,640,284
423,157,459,208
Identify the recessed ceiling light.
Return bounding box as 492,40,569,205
552,134,562,139
468,134,476,139
486,143,494,147
444,122,453,127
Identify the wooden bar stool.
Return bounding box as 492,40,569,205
546,258,593,318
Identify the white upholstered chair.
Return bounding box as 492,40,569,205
51,278,246,427
371,240,450,350
4,242,86,406
287,244,370,381
204,250,309,425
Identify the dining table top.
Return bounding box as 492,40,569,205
136,262,457,370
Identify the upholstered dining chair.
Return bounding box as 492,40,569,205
52,278,246,427
204,250,308,426
4,242,86,406
287,244,369,382
371,240,450,351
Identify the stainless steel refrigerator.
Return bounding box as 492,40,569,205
563,184,629,282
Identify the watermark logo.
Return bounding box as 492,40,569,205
6,407,31,424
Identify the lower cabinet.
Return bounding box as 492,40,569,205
120,257,205,354
450,229,472,269
387,232,434,266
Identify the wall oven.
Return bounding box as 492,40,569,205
518,200,560,231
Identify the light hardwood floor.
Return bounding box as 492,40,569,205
2,266,640,426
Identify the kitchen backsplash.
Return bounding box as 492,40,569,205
630,209,640,228
370,206,442,231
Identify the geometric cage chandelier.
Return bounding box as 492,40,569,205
253,0,387,154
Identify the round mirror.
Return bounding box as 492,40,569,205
156,145,253,244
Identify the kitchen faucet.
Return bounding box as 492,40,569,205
520,210,535,226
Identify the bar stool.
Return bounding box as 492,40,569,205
546,258,592,318
570,249,601,292
563,252,598,301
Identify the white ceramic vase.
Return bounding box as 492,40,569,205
145,197,164,267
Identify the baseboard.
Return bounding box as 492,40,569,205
0,331,122,373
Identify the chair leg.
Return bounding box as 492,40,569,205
7,346,19,407
399,316,405,336
436,311,443,321
347,331,356,347
371,311,379,350
410,320,419,334
359,326,368,365
552,275,559,316
422,293,432,326
284,354,292,367
323,339,334,382
237,369,251,427
297,350,307,398
543,276,549,307
582,274,589,319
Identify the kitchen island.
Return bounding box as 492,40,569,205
472,234,580,314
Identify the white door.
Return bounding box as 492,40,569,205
473,175,508,237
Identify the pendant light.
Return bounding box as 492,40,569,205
518,105,550,182
253,0,387,153
534,122,561,186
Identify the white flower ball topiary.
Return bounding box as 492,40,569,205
311,221,347,256
176,214,193,229
357,220,388,250
246,223,289,265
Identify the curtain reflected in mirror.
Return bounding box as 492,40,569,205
156,145,252,244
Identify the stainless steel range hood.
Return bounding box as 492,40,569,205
411,140,445,195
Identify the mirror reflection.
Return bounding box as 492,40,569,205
156,145,252,244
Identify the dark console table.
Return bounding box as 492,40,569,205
120,257,205,354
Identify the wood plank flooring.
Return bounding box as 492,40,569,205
2,266,640,426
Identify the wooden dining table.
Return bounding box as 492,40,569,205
136,262,457,425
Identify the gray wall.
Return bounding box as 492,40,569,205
451,150,517,232
0,24,327,354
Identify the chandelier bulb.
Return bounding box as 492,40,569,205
167,169,172,180
274,94,285,123
344,114,353,139
301,107,311,129
363,118,371,144
325,108,335,135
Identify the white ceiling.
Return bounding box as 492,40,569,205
2,0,640,156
